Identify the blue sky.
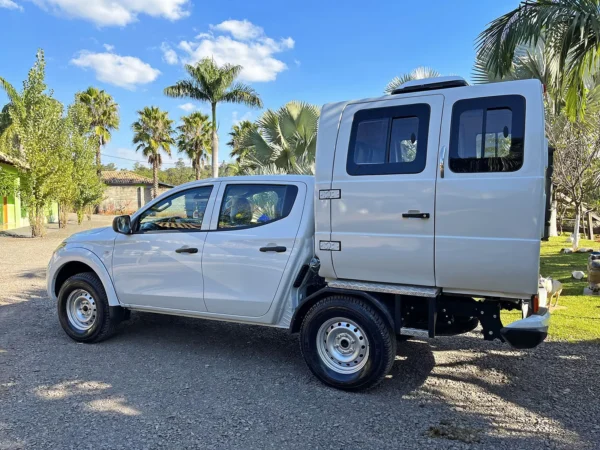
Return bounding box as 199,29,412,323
0,0,520,169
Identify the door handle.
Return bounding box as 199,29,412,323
260,246,287,253
175,246,198,254
402,212,430,219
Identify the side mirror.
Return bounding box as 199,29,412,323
112,215,132,234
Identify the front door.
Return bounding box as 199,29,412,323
202,181,306,317
112,184,217,311
330,95,444,287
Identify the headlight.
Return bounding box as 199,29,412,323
54,241,67,253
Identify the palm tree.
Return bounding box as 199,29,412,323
238,101,320,173
76,87,119,175
227,120,257,162
164,58,263,178
176,112,212,180
132,107,175,198
476,0,600,119
384,67,441,94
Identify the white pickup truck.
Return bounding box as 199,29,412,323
48,76,551,391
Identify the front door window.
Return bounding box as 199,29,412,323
137,186,212,232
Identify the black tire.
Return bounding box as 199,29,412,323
57,272,117,343
300,295,396,391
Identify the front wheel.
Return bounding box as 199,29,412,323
300,295,396,391
57,272,117,343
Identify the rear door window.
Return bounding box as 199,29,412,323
449,95,525,173
217,184,299,230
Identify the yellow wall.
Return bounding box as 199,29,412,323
0,162,56,230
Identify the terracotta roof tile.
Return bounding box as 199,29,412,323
101,170,173,187
0,151,28,169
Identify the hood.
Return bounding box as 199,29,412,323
65,226,114,243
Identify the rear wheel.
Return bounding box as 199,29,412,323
300,295,396,391
57,272,117,343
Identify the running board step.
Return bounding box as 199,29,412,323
400,327,430,338
327,280,440,298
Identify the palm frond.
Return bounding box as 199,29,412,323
384,67,441,94
476,0,600,119
222,83,263,108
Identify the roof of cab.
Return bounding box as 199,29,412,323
172,174,314,190
324,78,543,109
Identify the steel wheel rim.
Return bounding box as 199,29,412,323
316,317,370,374
66,289,97,331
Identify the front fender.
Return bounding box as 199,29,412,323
47,246,121,306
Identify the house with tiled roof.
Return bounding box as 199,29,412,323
99,170,173,214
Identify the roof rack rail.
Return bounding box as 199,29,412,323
391,76,468,95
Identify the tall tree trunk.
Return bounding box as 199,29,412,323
29,204,45,238
211,103,218,178
96,137,102,177
58,202,68,229
77,207,84,225
153,160,159,199
573,204,581,249
549,200,558,237
195,158,201,180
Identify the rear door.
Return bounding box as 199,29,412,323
330,95,443,286
435,84,545,296
202,181,306,317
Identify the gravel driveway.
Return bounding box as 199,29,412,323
1,216,599,449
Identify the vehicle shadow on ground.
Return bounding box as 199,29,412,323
0,295,598,449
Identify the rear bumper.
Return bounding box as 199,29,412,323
500,307,550,349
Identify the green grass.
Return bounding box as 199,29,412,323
501,236,600,342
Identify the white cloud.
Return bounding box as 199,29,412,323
232,111,253,125
211,19,262,41
160,42,178,65
178,103,196,112
30,0,191,27
103,44,115,52
71,51,161,90
294,59,301,67
178,19,295,83
0,0,23,10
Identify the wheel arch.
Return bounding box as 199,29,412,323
49,248,121,306
289,287,394,334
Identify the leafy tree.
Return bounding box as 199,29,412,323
547,111,600,248
476,0,600,119
238,101,320,173
132,160,196,186
161,158,195,186
132,106,175,198
131,161,153,180
66,101,105,225
228,120,257,163
76,87,119,175
164,58,263,178
100,162,118,171
176,112,212,180
0,50,67,236
384,67,441,94
0,165,17,197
